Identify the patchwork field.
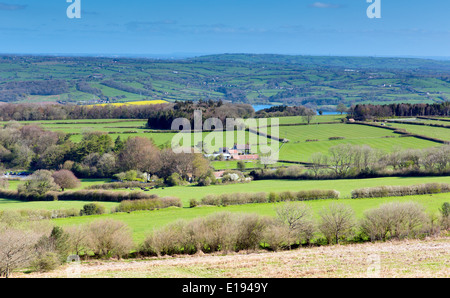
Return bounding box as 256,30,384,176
5,116,446,165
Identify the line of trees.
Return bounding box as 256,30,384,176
348,102,450,121
146,100,255,129
252,144,450,180
0,122,212,185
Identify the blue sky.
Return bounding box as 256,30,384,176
0,0,449,57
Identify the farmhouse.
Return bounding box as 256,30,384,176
219,144,252,155
212,144,259,161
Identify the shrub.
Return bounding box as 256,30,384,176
439,202,450,230
31,252,61,273
87,181,156,190
80,203,106,216
140,212,269,256
166,173,183,186
87,219,134,259
0,178,9,190
189,199,199,208
117,197,181,212
199,190,339,207
360,202,430,241
352,183,450,199
262,223,289,251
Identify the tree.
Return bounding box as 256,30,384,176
237,160,246,171
308,152,328,178
158,149,195,180
302,108,316,125
0,178,9,190
52,170,81,191
318,203,355,244
66,225,90,257
96,153,117,177
275,202,315,248
328,144,354,177
336,103,347,115
119,137,161,175
18,170,59,196
0,228,40,278
192,154,210,180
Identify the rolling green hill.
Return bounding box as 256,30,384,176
1,54,449,109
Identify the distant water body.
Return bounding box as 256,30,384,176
251,105,341,115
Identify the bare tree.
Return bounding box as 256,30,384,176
308,152,328,178
302,108,316,125
328,144,354,177
318,203,355,244
275,202,315,248
66,224,90,257
0,228,40,278
88,219,134,259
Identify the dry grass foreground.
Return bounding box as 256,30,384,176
19,237,449,278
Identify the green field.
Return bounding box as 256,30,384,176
6,118,445,164
136,176,450,205
3,54,450,110
387,122,450,142
51,192,450,243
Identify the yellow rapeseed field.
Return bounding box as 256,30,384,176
90,100,168,107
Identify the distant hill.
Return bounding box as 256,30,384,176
191,53,450,71
0,54,449,109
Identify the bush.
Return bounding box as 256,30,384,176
262,223,289,251
31,252,61,272
0,178,9,190
87,219,134,259
117,197,181,212
360,202,430,241
439,202,450,230
189,199,199,208
166,173,183,186
198,190,339,207
140,212,269,256
80,203,106,216
352,183,450,199
87,181,156,190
